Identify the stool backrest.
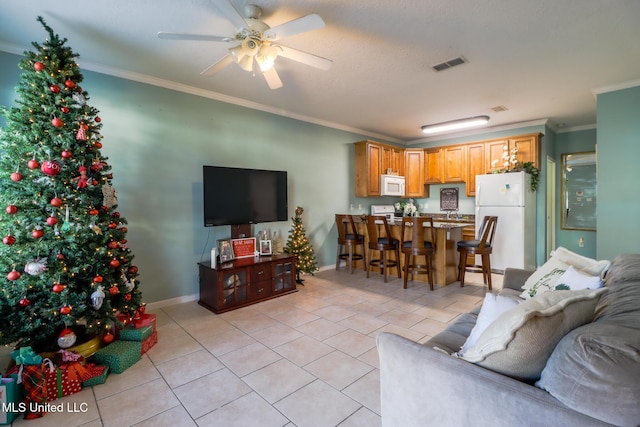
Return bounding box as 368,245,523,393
335,214,360,241
366,215,393,243
401,216,436,250
476,216,498,248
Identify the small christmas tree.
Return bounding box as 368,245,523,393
284,206,318,283
0,17,144,352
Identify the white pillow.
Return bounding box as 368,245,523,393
555,266,603,291
520,247,610,299
459,293,521,355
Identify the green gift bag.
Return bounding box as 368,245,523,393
1,375,22,425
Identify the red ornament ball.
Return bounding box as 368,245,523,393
124,293,132,302
93,275,103,283
102,332,114,344
108,285,119,295
34,61,45,71
57,253,65,260
52,283,65,293
61,150,72,159
46,216,58,226
10,172,22,181
6,205,18,214
64,79,75,89
128,266,139,275
110,259,121,268
107,222,117,229
3,235,16,245
28,159,40,169
32,229,44,239
49,84,61,93
107,241,118,249
7,270,21,281
41,160,61,176
59,305,72,315
89,209,99,216
51,197,63,207
94,142,103,149
19,298,30,307
61,106,70,113
51,117,64,128
95,116,101,123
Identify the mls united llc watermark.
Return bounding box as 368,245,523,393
2,401,89,414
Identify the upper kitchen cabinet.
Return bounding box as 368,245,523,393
354,140,404,197
485,133,542,173
443,145,466,183
404,148,427,198
465,142,485,196
425,148,444,184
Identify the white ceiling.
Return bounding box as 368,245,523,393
1,0,639,144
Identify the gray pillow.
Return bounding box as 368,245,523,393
536,322,640,426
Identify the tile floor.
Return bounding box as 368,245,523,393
4,268,502,427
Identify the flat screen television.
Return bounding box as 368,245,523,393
203,165,288,226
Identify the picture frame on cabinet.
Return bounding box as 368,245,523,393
259,240,272,256
217,238,235,263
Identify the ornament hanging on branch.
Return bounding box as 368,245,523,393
24,258,48,275
72,166,89,188
41,160,61,176
102,183,118,208
76,124,87,141
91,285,105,310
57,328,77,348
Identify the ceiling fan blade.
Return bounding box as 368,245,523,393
201,55,234,76
263,14,326,41
277,45,332,71
158,32,232,42
262,67,283,90
212,0,249,32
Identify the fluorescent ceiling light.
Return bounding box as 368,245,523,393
421,115,490,134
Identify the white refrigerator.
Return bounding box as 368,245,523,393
475,172,536,272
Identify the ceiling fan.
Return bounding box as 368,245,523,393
158,0,332,89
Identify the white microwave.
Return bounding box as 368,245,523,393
380,174,405,196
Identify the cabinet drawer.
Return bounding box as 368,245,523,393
250,264,272,282
249,280,272,300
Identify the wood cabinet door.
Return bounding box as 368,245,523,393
367,143,382,196
510,134,540,168
382,146,404,175
425,148,444,184
485,139,509,173
443,145,466,183
466,143,485,196
404,149,425,198
355,141,382,197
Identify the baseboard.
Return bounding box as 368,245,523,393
145,293,198,311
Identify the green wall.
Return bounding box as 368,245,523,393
596,85,640,259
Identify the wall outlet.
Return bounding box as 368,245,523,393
579,237,585,247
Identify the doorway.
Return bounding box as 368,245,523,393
546,155,556,258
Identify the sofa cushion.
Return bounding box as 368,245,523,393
520,247,610,299
595,253,640,327
459,293,521,355
536,322,640,426
427,307,479,355
457,288,607,382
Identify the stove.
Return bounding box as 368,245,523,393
370,205,396,222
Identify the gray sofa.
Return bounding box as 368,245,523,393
377,253,640,427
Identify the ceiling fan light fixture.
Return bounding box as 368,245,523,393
421,115,490,135
229,45,245,63
238,55,254,72
256,44,280,72
241,37,260,56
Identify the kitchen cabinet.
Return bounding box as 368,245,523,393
465,143,486,196
404,149,426,198
198,254,296,314
443,145,466,183
425,148,444,184
354,140,404,197
485,133,541,173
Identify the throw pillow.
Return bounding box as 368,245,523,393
459,293,521,355
520,247,610,299
555,265,603,291
457,288,608,382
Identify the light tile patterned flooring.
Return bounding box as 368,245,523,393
5,269,502,427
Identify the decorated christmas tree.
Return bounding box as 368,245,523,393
284,206,318,283
0,17,143,353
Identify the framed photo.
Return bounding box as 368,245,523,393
217,238,234,263
259,240,272,256
231,237,256,259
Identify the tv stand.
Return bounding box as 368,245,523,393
198,254,297,314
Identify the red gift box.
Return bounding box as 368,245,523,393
134,313,156,331
45,361,91,402
141,330,158,355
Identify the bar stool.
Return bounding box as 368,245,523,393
365,215,401,283
401,216,437,290
335,214,366,273
457,216,498,290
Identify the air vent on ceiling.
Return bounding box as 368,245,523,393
432,56,467,72
491,105,508,112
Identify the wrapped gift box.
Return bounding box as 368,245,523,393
45,362,85,402
93,341,141,374
141,330,158,355
119,324,153,342
82,364,109,387
134,313,156,331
